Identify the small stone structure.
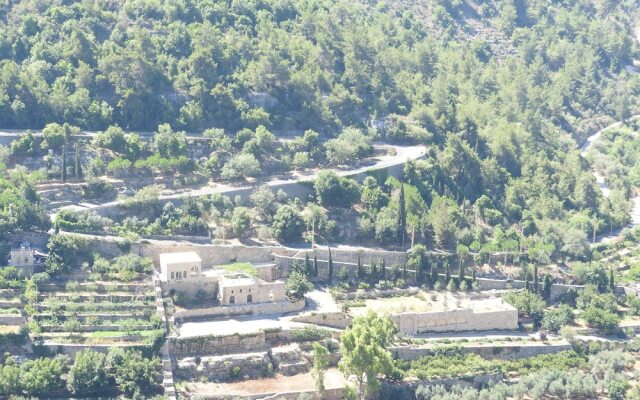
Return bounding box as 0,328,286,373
218,274,285,306
8,244,39,276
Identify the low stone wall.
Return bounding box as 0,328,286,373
173,300,305,321
381,372,503,400
0,314,24,325
333,287,418,300
392,306,518,334
391,341,572,361
170,332,268,358
185,387,345,400
292,312,352,329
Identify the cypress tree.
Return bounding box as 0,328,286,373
609,268,615,292
458,258,465,288
397,181,406,247
524,272,530,291
431,260,438,286
74,142,82,178
533,264,539,294
542,273,552,301
402,261,407,280
61,146,67,182
444,262,451,284
328,248,334,284
313,252,319,278
472,268,476,282
380,259,386,280
305,253,312,277
423,255,431,287
356,254,364,280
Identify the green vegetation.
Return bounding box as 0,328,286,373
399,349,586,380
0,349,161,399
218,262,258,277
339,312,398,400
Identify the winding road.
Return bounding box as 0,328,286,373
580,115,640,242
51,143,426,219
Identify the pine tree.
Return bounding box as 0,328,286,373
609,268,615,292
356,254,364,280
61,146,67,182
542,273,552,301
313,252,319,278
74,142,83,178
397,181,406,247
533,264,539,294
328,248,334,284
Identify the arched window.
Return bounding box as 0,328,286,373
229,295,235,304
247,294,253,303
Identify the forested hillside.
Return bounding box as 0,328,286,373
2,0,640,261
0,0,637,136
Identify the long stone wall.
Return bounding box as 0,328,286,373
173,300,305,321
391,341,573,361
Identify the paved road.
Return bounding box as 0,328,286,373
50,143,426,219
178,289,338,338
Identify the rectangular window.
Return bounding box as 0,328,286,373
171,272,175,279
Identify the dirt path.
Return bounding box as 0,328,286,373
581,115,640,242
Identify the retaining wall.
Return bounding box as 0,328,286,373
173,300,305,321
391,341,572,361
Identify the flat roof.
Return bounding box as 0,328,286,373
220,277,258,287
159,252,202,265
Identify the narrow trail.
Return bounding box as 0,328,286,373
580,115,640,243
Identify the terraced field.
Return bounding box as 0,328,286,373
30,280,163,348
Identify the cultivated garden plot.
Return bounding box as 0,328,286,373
30,280,162,346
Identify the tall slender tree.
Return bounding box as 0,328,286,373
431,259,438,287
74,142,82,178
444,261,451,284
328,248,334,284
542,273,552,301
458,258,465,288
533,264,539,294
524,271,530,291
61,145,67,182
609,268,615,292
305,253,313,277
380,259,386,280
397,181,406,248
357,254,364,280
313,252,319,278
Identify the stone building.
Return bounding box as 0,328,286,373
157,252,287,308
8,244,37,277
218,274,286,306
159,252,202,282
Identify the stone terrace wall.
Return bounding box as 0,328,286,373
391,341,572,361
169,332,268,358
173,300,305,321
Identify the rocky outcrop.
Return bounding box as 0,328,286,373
270,344,310,376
